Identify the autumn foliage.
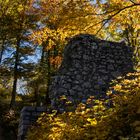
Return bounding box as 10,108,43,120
27,68,140,140
0,0,140,139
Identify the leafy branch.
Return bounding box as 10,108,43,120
85,2,140,34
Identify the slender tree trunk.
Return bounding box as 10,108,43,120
34,45,46,106
40,45,45,64
45,49,51,105
40,41,51,106
10,37,20,109
0,37,6,63
34,82,40,106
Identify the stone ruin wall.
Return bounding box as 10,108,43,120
18,106,46,140
49,34,134,111
18,34,135,139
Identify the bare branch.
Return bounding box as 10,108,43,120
83,19,106,31
129,0,137,4
85,3,140,32
95,20,108,35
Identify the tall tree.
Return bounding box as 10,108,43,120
29,0,100,105
0,0,37,109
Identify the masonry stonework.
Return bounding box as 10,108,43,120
18,106,46,140
49,34,134,111
18,34,134,139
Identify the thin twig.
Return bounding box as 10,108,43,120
95,20,108,35
85,3,140,32
129,0,137,4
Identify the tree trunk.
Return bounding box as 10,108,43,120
10,38,20,109
0,37,6,64
34,83,40,106
45,49,51,105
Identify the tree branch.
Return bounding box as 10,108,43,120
85,3,140,33
95,20,108,35
129,0,137,4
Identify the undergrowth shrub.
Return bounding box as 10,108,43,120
0,85,23,140
27,69,140,140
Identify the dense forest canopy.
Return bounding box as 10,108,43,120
0,0,140,139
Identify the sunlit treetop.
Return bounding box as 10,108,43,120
28,0,105,50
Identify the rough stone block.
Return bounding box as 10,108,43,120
36,107,46,112
21,106,36,113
